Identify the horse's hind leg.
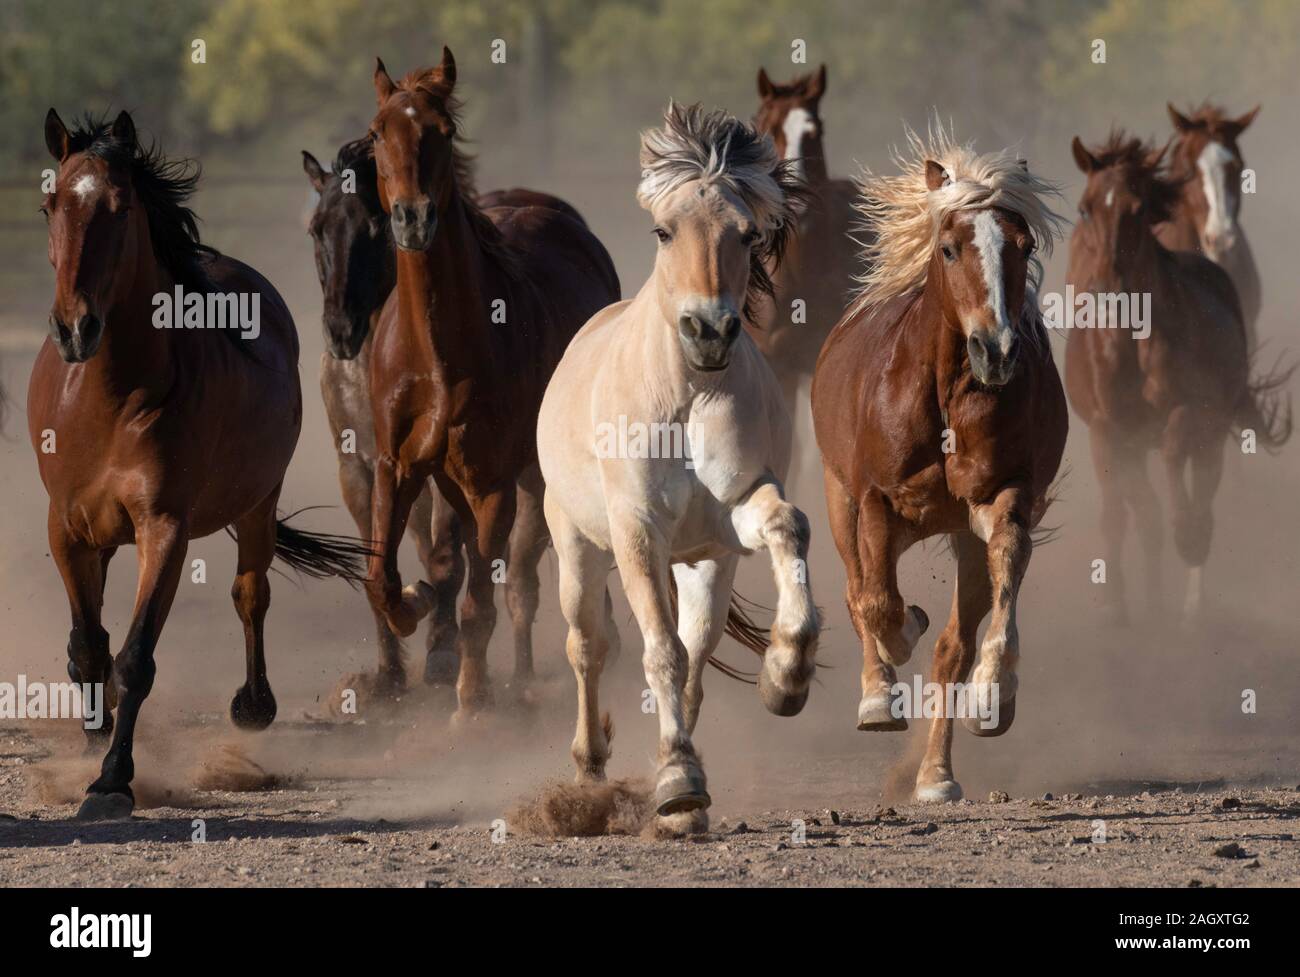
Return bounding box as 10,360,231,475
416,484,463,686
1090,424,1131,625
337,454,407,694
730,479,820,717
79,514,188,820
229,492,279,731
548,493,614,781
50,514,115,745
1163,409,1224,622
831,478,925,729
1118,444,1164,618
504,465,550,695
914,532,992,802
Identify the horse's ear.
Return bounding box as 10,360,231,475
1167,103,1195,132
301,151,328,192
44,108,69,162
374,57,396,106
757,67,774,98
1017,157,1030,171
111,110,136,147
924,159,949,191
433,45,457,89
1232,104,1260,133
807,64,826,100
1071,136,1097,174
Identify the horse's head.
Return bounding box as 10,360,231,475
42,109,144,363
754,65,827,184
303,140,394,359
1167,102,1258,259
369,48,460,252
1072,132,1182,278
928,165,1036,387
638,103,803,373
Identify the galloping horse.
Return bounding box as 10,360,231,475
813,125,1067,802
1158,103,1262,350
538,103,819,818
1066,132,1289,624
302,138,590,695
362,48,620,718
749,65,860,415
31,110,366,819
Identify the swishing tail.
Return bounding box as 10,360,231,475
1236,351,1295,453
229,507,373,586
666,576,769,684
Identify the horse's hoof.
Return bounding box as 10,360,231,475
230,685,277,731
857,692,907,731
963,696,1015,737
913,779,963,803
423,649,459,687
908,604,930,637
757,666,809,717
654,765,710,816
76,790,134,821
386,581,435,638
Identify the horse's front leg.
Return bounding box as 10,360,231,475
78,514,188,820
366,455,435,638
612,518,708,815
731,479,821,717
965,484,1033,736
410,482,464,686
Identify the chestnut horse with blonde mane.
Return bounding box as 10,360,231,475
1158,103,1261,350
31,110,367,820
749,65,860,416
813,125,1067,802
362,48,620,719
1066,131,1290,625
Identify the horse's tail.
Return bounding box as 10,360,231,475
1236,350,1295,453
236,507,372,587
666,575,768,684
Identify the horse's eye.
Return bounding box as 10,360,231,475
1078,206,1089,221
742,229,761,247
940,244,955,261
653,227,671,244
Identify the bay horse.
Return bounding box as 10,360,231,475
302,137,591,696
363,48,620,719
537,103,819,819
812,125,1068,802
31,110,367,820
1157,103,1261,350
1066,131,1290,624
749,65,861,415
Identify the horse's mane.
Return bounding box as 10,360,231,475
849,120,1066,317
1081,128,1184,225
391,70,524,281
637,102,809,322
67,113,217,293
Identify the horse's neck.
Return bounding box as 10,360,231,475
394,195,492,378
923,285,965,411
626,284,699,409
94,214,176,387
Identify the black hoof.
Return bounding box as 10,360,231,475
423,649,459,687
230,684,277,731
77,790,134,821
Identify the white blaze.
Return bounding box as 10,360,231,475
971,210,1011,350
72,174,98,200
781,107,815,178
1198,141,1236,253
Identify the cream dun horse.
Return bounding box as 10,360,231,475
537,104,819,818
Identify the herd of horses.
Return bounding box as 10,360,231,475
27,49,1289,822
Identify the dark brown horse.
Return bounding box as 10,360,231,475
363,48,620,719
1066,131,1289,625
31,110,366,819
749,65,861,414
813,128,1067,802
302,136,597,696
1157,103,1262,349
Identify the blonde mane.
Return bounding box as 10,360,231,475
850,121,1065,314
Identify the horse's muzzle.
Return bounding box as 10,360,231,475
968,331,1018,387
323,311,368,360
49,312,103,363
677,306,742,373
390,199,436,252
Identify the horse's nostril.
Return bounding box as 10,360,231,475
720,313,740,338
679,314,704,339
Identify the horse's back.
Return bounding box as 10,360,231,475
493,204,621,319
